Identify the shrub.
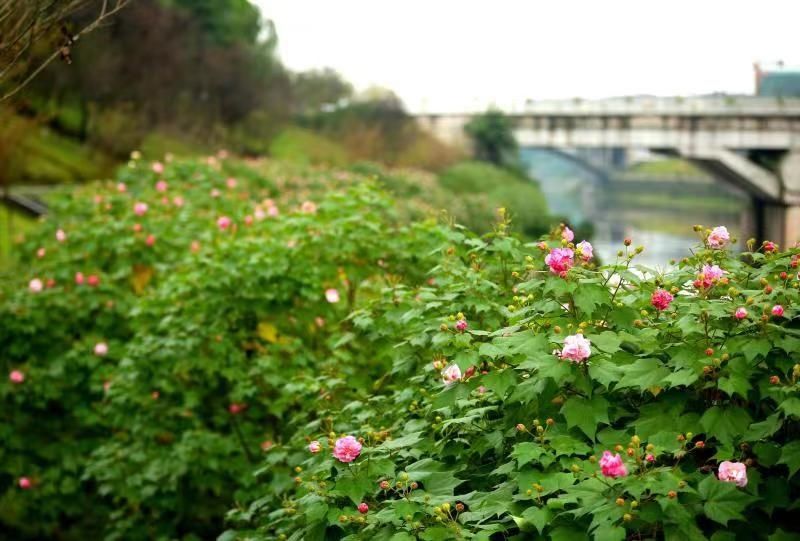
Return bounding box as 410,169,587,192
3,156,800,541
439,161,550,238
226,224,800,540
269,127,350,167
0,156,446,538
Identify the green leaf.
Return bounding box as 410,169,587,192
574,284,610,318
741,338,772,361
588,359,623,387
778,440,800,477
665,368,700,387
483,368,517,398
334,474,375,504
512,442,547,468
718,373,750,399
549,526,589,541
616,358,671,391
549,435,591,456
561,395,610,440
593,524,626,541
380,431,423,450
698,474,755,525
404,459,462,497
744,413,782,441
778,397,800,419
520,506,552,534
700,406,752,447
591,331,622,354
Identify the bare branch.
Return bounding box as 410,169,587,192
0,0,132,100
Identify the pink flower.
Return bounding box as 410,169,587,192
562,226,575,242
325,288,340,303
134,202,148,216
152,162,164,174
155,180,168,192
210,188,221,198
29,278,43,293
217,216,232,230
301,201,317,214
441,363,462,386
94,342,108,357
145,234,156,246
697,264,725,288
707,226,730,248
763,241,777,252
332,435,362,463
133,223,142,233
55,229,67,242
226,177,237,189
645,454,655,463
308,440,322,453
718,461,747,487
357,502,369,514
455,319,468,332
9,370,25,384
734,307,748,320
599,451,628,478
18,477,31,490
254,207,266,221
268,205,280,217
772,305,784,317
36,248,46,258
87,274,100,287
172,196,184,207
545,248,574,277
576,240,593,261
559,334,591,363
651,289,674,311
117,182,127,193
190,241,201,253
244,215,254,226
75,272,85,285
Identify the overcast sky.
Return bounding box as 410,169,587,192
254,0,800,113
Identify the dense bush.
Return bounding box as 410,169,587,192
2,156,800,541
0,156,446,538
439,161,551,238
226,225,800,540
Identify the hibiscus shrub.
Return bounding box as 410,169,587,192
0,156,447,539
2,155,800,541
225,223,800,540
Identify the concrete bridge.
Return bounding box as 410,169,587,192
416,96,800,246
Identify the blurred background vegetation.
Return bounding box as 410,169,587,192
0,0,557,259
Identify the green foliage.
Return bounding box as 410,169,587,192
464,108,518,167
438,161,550,237
223,223,800,539
269,127,350,167
2,156,800,540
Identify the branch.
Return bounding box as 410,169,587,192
1,0,133,102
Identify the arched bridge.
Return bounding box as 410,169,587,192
416,96,800,246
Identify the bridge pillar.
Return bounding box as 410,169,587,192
778,150,800,247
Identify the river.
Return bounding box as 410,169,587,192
519,148,751,267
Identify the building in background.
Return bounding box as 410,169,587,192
754,62,800,97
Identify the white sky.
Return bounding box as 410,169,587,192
253,0,800,113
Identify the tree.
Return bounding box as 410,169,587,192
290,68,353,114
464,108,518,167
0,0,133,101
